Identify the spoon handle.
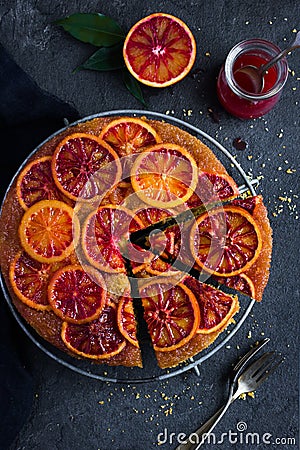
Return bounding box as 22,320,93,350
261,31,300,74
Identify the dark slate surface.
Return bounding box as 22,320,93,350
0,1,299,449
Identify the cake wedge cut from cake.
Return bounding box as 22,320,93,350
139,275,239,369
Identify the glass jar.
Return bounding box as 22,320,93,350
217,39,289,119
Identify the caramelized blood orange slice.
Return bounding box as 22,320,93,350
117,295,139,347
140,280,200,352
82,205,144,273
145,221,195,274
16,156,66,210
135,206,172,227
101,181,134,206
130,253,179,277
158,223,182,259
183,276,239,334
131,144,198,208
48,265,106,324
61,301,126,359
99,117,161,157
135,206,172,256
9,251,52,310
144,256,180,276
214,273,255,298
123,13,196,87
131,247,180,277
52,133,122,201
187,171,239,208
133,207,180,276
191,205,262,277
19,200,79,264
231,196,260,214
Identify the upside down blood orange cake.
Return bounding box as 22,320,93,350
0,116,272,369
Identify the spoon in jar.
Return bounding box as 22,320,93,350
234,31,300,94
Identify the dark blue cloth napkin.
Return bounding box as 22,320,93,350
0,43,78,449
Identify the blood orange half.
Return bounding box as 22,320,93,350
52,133,122,201
191,205,262,277
131,144,198,208
123,13,196,87
48,265,106,324
140,280,200,352
61,301,126,359
99,117,161,157
19,200,79,264
16,156,67,210
183,275,239,334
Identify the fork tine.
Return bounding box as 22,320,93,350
255,355,285,386
251,352,278,379
234,338,270,373
239,351,275,380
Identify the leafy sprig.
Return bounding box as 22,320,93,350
55,13,146,105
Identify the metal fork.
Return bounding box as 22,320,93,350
176,350,284,450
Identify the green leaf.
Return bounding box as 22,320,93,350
122,70,147,106
76,42,125,72
55,13,125,47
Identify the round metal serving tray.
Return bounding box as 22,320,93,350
0,110,257,383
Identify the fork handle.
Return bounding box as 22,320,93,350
175,406,226,450
175,392,240,450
